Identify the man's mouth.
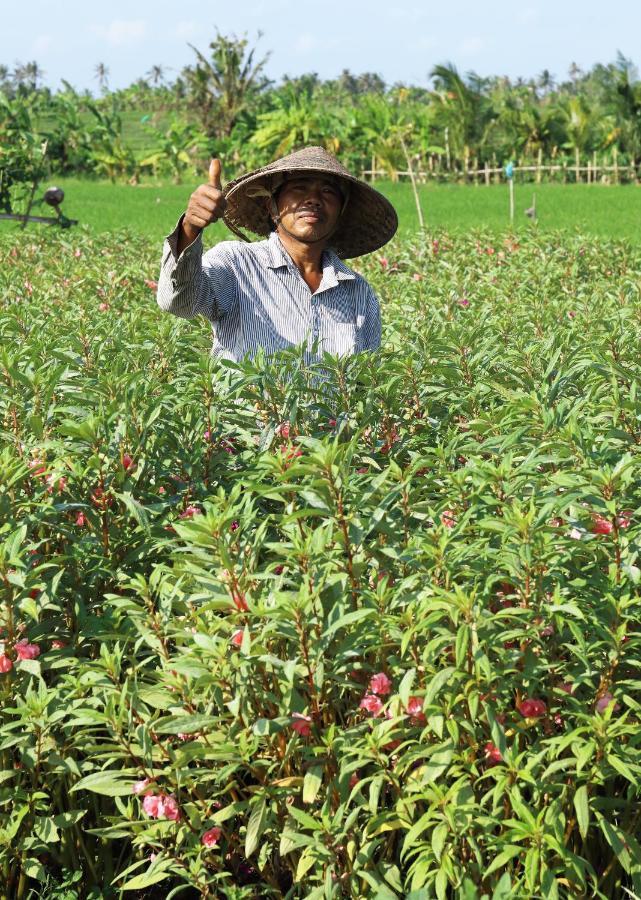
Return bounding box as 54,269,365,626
297,209,322,222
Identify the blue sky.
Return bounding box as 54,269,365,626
1,0,637,91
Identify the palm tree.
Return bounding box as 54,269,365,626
429,63,495,172
186,32,271,137
146,65,166,87
94,63,110,93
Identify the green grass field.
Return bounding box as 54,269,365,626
2,177,641,247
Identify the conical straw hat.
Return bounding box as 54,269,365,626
223,146,398,258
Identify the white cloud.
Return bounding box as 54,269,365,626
32,34,53,54
91,19,147,47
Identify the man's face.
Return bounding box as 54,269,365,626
274,176,343,243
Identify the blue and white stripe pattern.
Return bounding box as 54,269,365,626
157,220,381,362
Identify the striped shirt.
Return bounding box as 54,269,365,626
157,219,381,362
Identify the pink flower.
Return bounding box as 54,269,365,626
122,453,134,471
412,272,423,281
517,698,547,718
144,279,158,291
142,794,161,817
74,248,82,258
15,639,40,661
595,692,620,714
378,256,389,270
359,694,384,716
179,505,201,519
591,515,613,535
558,682,574,695
132,778,151,795
291,713,312,737
143,793,180,820
441,509,456,528
483,742,502,766
275,421,290,439
230,520,239,532
406,696,426,722
230,629,244,647
98,302,109,312
75,511,87,527
369,672,392,696
457,297,470,307
176,733,190,742
274,564,284,575
202,826,222,848
0,654,13,673
617,510,633,529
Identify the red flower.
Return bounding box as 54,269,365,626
230,629,244,647
440,509,456,528
405,696,426,723
0,654,13,673
132,778,151,795
142,792,180,820
202,826,222,848
179,505,201,519
144,279,158,291
51,639,66,650
290,713,312,736
378,256,389,270
275,421,290,439
15,639,40,661
483,742,502,766
359,694,384,716
591,515,613,535
369,672,392,696
517,698,547,718
122,453,134,471
595,692,620,714
617,510,633,529
75,511,87,527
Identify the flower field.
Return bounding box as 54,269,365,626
1,227,641,899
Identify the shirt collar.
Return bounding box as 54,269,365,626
262,231,356,287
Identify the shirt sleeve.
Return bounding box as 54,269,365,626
360,285,382,351
156,216,238,322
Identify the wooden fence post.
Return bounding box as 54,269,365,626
371,154,376,184
613,146,619,184
484,161,490,186
536,147,542,184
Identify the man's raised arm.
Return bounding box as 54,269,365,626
157,158,230,321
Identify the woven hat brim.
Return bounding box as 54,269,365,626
222,147,398,258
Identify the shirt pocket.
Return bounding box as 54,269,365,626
324,322,358,357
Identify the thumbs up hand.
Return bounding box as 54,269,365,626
179,157,227,251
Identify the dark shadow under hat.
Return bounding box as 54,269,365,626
222,146,398,259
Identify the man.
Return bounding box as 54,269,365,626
157,146,398,362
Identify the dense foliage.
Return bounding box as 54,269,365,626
4,40,641,186
1,226,641,898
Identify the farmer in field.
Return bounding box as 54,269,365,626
157,146,397,361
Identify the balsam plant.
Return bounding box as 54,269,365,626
0,227,640,898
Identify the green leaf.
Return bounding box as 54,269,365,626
121,871,172,890
71,771,136,797
303,765,323,804
245,799,267,858
398,668,416,708
491,872,513,900
574,785,590,839
425,667,455,705
153,714,219,735
431,822,448,861
484,845,522,878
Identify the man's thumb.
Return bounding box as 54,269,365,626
208,157,222,190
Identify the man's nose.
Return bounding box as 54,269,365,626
302,187,322,206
